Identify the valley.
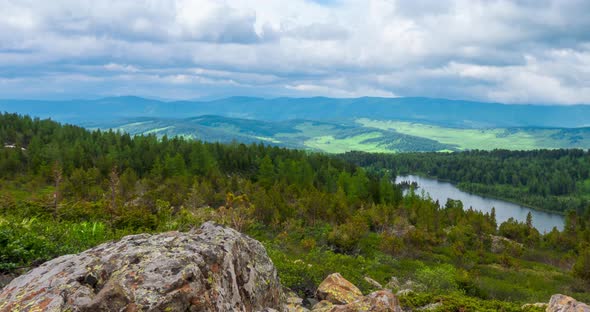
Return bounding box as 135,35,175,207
1,113,590,311
84,114,590,154
4,96,590,153
4,2,590,310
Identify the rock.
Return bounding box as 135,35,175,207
417,302,443,311
0,273,17,289
399,279,425,292
329,290,402,312
384,277,400,291
0,222,283,312
547,294,590,312
304,297,319,308
364,276,383,289
521,302,548,309
316,273,363,305
396,289,414,297
393,224,416,237
490,235,523,254
312,300,336,312
287,305,310,312
285,288,310,312
285,288,304,306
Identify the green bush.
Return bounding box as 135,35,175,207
415,263,459,293
573,248,590,282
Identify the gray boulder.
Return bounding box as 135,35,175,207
546,294,590,312
0,222,283,311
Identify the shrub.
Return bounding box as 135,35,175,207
573,248,590,282
415,263,459,293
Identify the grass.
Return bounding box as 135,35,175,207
102,117,590,153
357,119,590,151
303,133,392,153
357,119,538,150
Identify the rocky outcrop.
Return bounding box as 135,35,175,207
490,235,523,254
312,300,335,312
417,302,442,311
384,277,400,291
546,294,590,312
0,222,283,312
330,290,402,312
310,274,401,312
316,273,363,305
285,288,310,312
364,276,383,289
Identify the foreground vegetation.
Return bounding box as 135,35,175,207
1,113,589,310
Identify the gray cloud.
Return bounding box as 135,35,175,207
0,0,589,104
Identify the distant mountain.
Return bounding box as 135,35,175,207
83,115,590,153
2,96,590,128
3,96,590,152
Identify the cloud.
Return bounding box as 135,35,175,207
0,0,589,104
104,63,139,73
287,23,349,41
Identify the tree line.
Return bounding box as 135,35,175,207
1,113,589,301
341,150,590,215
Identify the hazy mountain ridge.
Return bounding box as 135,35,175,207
4,96,590,152
3,96,590,128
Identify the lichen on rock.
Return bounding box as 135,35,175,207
312,273,402,312
546,294,590,312
0,222,283,312
315,273,363,305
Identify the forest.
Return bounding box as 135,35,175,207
341,150,590,215
1,113,590,311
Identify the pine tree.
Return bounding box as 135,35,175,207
257,155,275,189
526,211,533,228
490,207,497,231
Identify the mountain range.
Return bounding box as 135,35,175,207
2,96,590,153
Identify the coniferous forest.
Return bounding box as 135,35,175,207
341,150,590,215
1,113,590,311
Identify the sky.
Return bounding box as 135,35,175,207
1,0,589,104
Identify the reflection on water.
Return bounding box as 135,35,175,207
396,175,564,233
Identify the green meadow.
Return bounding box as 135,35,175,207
357,119,590,151
99,115,590,153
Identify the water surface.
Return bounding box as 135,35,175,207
395,175,564,233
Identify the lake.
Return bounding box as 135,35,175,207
395,175,565,233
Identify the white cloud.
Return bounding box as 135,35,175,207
104,63,139,73
0,0,589,103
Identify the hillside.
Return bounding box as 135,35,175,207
89,116,454,153
3,96,590,128
4,96,590,153
86,115,590,153
1,113,590,311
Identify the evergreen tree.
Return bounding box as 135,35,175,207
257,155,275,189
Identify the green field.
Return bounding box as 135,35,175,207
94,115,590,153
98,116,454,153
357,119,590,151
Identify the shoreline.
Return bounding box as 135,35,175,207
396,173,566,217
